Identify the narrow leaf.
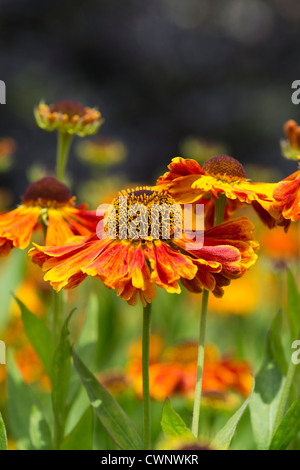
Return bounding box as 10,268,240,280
270,311,288,375
16,296,53,378
0,414,8,450
212,378,255,449
7,351,36,449
29,406,53,450
249,331,285,450
0,250,25,332
161,399,194,439
270,395,300,450
61,407,93,450
72,349,143,450
287,270,300,340
52,310,75,446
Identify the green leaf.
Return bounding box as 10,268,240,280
161,399,194,439
249,330,285,450
270,311,288,375
0,413,8,450
7,351,36,449
212,378,255,449
15,296,53,379
287,270,300,340
0,250,26,332
72,349,143,450
52,310,75,447
270,395,300,450
29,406,53,450
61,407,93,450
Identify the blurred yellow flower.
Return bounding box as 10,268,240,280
34,100,103,137
0,137,16,172
76,137,127,166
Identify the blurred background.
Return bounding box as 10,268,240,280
1,0,300,201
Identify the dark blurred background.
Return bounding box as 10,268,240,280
1,0,300,201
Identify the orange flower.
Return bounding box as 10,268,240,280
157,155,286,229
260,224,299,261
29,187,258,306
14,343,51,391
0,177,99,257
127,339,252,403
272,169,300,223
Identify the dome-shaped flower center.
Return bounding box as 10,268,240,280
202,155,247,182
22,177,73,206
50,101,86,118
107,187,180,241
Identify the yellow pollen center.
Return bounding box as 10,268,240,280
202,155,247,182
107,187,179,241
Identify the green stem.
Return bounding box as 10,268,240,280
142,302,152,450
214,193,227,226
191,193,226,438
52,290,64,349
191,289,209,438
56,131,73,182
273,358,296,434
51,131,71,449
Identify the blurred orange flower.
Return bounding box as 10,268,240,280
127,339,252,406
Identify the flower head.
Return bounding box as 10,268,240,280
0,177,99,257
272,169,300,223
0,137,16,172
280,119,300,161
29,185,258,305
34,100,103,137
76,137,127,166
157,155,284,229
127,338,253,405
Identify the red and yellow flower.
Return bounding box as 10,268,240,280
34,100,103,137
272,169,300,222
127,339,253,406
0,177,99,257
29,186,258,306
157,155,287,229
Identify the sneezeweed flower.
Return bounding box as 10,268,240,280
34,100,103,137
207,265,260,316
280,119,300,161
97,370,130,396
126,339,252,406
76,137,127,166
0,137,16,172
0,177,99,257
29,185,258,305
157,155,286,229
272,167,300,223
260,225,299,264
14,343,51,391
